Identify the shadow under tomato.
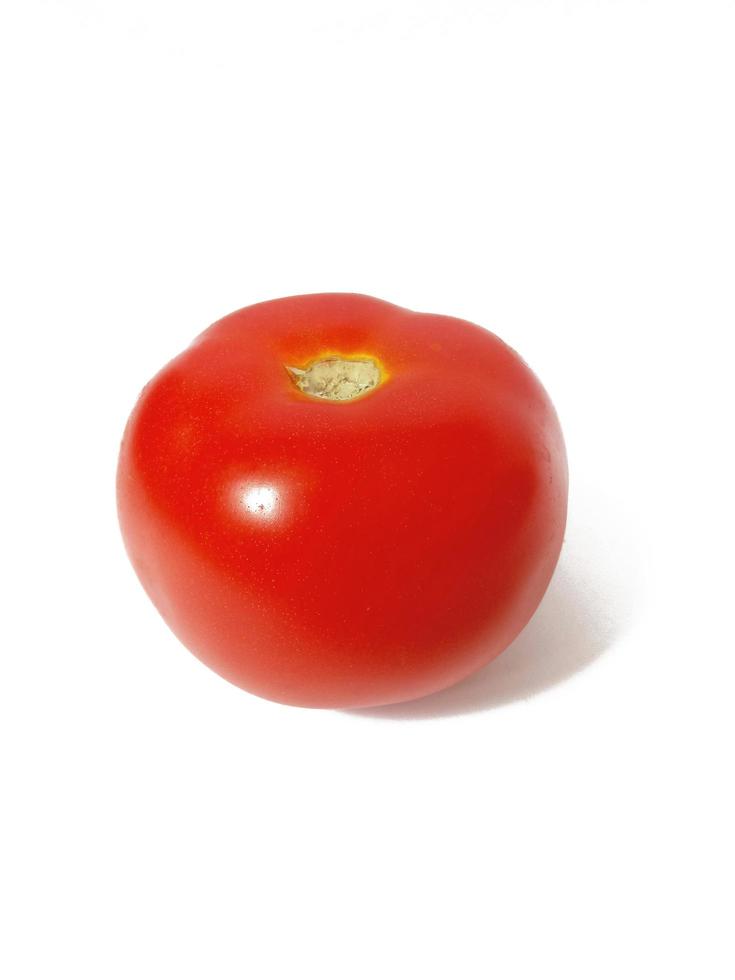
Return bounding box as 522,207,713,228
348,519,633,720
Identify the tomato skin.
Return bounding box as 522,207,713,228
117,294,567,708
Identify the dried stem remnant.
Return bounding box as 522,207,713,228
287,357,381,402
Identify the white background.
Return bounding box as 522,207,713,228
2,2,734,977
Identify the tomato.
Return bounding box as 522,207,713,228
117,293,567,708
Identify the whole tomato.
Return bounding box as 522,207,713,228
117,294,567,708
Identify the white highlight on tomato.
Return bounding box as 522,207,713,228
241,485,279,518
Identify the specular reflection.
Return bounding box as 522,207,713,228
240,484,280,519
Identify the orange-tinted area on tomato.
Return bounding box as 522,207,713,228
117,293,568,708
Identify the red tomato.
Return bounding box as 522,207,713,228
117,294,567,708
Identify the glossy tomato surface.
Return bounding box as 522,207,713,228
117,293,568,708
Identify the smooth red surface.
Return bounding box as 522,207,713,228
117,294,568,708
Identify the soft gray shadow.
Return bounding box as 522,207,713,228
349,542,632,720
